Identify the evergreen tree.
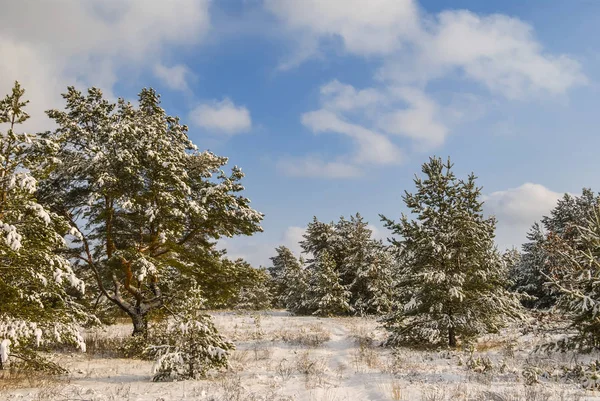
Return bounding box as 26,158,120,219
268,245,298,307
336,213,373,290
37,87,263,337
0,83,88,371
544,206,600,351
351,241,395,316
307,251,353,317
300,217,336,261
231,264,273,310
281,255,310,315
381,157,522,347
148,284,234,381
514,190,599,308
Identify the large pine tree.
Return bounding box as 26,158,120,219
37,87,263,337
381,157,522,347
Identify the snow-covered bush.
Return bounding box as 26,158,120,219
147,285,234,381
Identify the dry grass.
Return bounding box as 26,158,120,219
274,323,331,347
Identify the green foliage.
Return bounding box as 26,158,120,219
381,156,523,347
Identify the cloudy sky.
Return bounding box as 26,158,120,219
2,0,599,266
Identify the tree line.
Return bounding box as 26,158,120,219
2,81,600,381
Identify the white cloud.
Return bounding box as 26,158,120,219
484,183,564,250
153,63,194,92
278,155,362,179
376,87,447,148
267,1,585,98
301,109,404,165
285,80,448,177
189,98,252,134
265,0,421,61
0,0,211,131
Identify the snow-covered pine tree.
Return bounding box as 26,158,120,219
37,87,263,337
268,245,299,308
510,224,556,308
513,190,599,309
147,283,234,381
381,157,523,347
0,82,88,371
231,264,272,310
544,205,600,351
335,213,373,291
300,217,336,260
281,254,310,315
307,251,353,317
351,241,395,316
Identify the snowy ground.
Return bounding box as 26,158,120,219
2,310,600,400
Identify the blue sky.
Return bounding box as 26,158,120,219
2,0,599,266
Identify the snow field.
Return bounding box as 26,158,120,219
2,311,600,401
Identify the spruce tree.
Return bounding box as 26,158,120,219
0,83,88,371
37,87,263,337
381,157,522,347
307,251,353,317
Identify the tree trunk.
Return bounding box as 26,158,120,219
448,327,457,348
130,311,149,338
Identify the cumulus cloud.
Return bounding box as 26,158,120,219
283,80,448,177
267,1,585,98
267,0,585,179
189,98,252,134
153,63,194,92
0,0,211,131
265,0,421,61
483,183,564,250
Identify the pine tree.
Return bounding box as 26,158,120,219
148,284,234,381
351,241,395,316
268,245,298,308
513,190,599,309
231,264,273,310
0,83,88,371
300,217,336,261
335,213,373,290
381,157,523,347
544,206,600,351
37,87,263,337
307,251,353,317
281,255,310,315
